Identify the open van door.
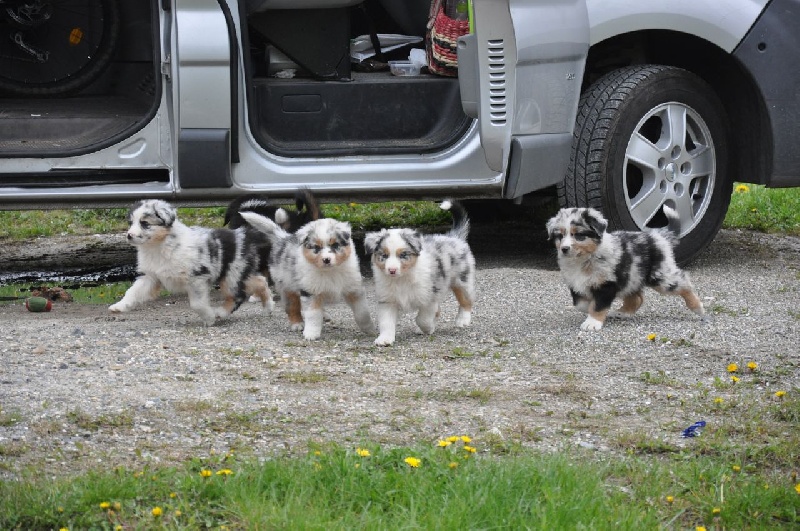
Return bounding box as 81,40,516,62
459,0,589,179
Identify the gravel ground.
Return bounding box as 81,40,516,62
0,225,798,479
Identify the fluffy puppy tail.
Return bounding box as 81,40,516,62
239,211,289,245
663,205,682,241
441,199,470,241
295,188,323,221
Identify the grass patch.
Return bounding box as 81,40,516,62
0,201,449,240
725,184,800,235
0,282,132,305
1,442,798,530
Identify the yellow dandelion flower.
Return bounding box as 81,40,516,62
113,502,121,511
152,506,163,517
731,375,740,383
115,525,123,531
99,502,111,509
314,450,322,456
775,390,786,398
666,496,674,504
747,361,758,371
59,528,69,531
355,463,360,468
447,436,459,443
349,202,358,207
464,445,477,453
437,440,452,447
697,527,707,531
200,469,212,478
735,184,750,193
170,492,177,498
404,457,421,468
646,333,657,341
727,363,738,373
714,397,724,404
750,208,758,212
712,507,721,515
460,435,472,443
449,461,459,469
732,465,741,472
356,448,371,457
57,507,64,513
216,469,233,476
175,510,182,517
795,483,800,495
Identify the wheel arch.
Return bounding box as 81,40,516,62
584,30,772,188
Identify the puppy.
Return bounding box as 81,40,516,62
546,206,705,331
109,199,273,325
364,200,476,346
239,212,373,340
224,189,323,297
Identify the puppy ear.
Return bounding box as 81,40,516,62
153,201,176,227
583,209,608,237
363,230,386,255
400,229,423,254
336,221,352,244
545,210,565,241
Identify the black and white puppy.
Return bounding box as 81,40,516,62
109,199,273,325
239,212,373,340
224,189,323,298
224,188,322,232
364,200,476,346
546,206,705,331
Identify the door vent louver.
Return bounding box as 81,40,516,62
485,38,507,126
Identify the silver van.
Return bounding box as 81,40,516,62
1,0,798,262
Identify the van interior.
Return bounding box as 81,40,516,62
0,0,470,161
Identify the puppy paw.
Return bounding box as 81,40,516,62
108,303,128,313
374,335,395,346
289,322,304,332
455,311,471,328
580,316,604,331
303,330,321,341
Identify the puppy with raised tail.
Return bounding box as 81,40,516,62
109,199,273,325
364,200,476,346
546,206,705,331
240,212,373,340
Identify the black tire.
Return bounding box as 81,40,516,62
0,0,120,96
559,65,732,264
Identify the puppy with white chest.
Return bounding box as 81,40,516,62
240,212,373,340
546,206,705,331
109,199,273,325
364,200,476,346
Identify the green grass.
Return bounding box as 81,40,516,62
0,185,797,240
1,440,798,530
724,184,800,235
0,201,451,240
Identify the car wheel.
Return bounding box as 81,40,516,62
559,65,732,264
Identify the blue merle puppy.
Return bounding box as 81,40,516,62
364,200,476,346
239,212,373,341
109,199,273,325
546,206,705,331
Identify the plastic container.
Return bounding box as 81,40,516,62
388,60,421,77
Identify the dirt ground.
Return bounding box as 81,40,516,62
0,225,798,478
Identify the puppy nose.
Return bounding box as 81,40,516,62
127,233,133,240
560,246,570,254
388,267,398,275
322,257,331,265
